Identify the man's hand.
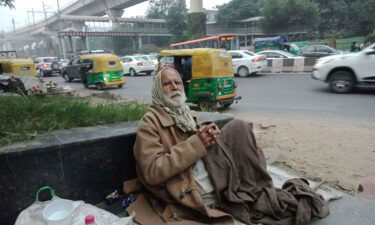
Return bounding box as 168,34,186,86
195,123,221,148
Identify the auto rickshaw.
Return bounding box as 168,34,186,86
0,58,37,76
79,54,125,89
158,48,241,110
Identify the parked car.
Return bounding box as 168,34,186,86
228,50,267,77
301,45,345,58
257,50,305,59
120,56,155,76
311,43,375,93
34,57,61,77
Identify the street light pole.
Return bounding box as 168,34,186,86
32,8,35,25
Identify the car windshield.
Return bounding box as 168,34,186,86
361,43,375,52
148,55,157,60
243,51,255,56
279,51,295,57
43,58,57,63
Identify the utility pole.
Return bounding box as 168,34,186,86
56,0,60,12
12,18,15,31
32,9,35,25
56,0,66,58
42,1,48,21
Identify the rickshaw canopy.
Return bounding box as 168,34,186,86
0,58,37,76
159,48,233,79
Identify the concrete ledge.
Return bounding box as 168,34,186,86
261,57,318,73
0,112,234,225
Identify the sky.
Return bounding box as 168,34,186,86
0,0,231,32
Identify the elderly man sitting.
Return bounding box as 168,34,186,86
124,68,329,225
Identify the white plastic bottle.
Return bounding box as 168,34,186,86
85,215,98,225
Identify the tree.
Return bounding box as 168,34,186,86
146,0,173,19
216,0,264,27
260,0,320,34
0,0,14,8
312,0,374,38
166,0,187,42
146,0,187,43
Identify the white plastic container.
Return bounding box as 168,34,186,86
42,198,73,225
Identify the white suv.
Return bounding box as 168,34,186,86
312,43,375,93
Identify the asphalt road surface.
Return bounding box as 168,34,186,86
46,73,375,127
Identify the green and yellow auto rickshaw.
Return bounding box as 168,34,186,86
0,58,37,76
158,48,241,110
63,54,125,89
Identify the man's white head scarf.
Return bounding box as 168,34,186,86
152,67,196,132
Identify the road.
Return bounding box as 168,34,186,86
45,73,375,127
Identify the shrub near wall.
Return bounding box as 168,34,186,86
0,95,148,147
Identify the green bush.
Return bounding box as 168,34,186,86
0,95,148,147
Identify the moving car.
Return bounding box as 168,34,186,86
311,43,375,93
34,57,61,77
228,50,267,77
301,45,344,58
257,50,305,59
120,56,155,76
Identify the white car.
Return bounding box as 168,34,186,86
228,50,267,77
120,56,155,76
142,55,158,71
257,50,304,59
311,43,375,93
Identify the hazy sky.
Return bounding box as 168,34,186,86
0,0,231,32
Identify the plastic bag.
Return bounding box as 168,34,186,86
15,186,136,225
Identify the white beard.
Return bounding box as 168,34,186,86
164,91,187,108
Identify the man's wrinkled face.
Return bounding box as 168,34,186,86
161,69,186,107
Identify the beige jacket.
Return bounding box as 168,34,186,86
126,104,234,225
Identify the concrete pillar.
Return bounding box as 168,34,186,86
106,9,124,31
85,36,90,51
190,0,203,13
81,36,87,50
59,35,67,59
68,36,75,53
138,36,142,49
106,9,124,18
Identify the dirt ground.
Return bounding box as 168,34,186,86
231,112,375,195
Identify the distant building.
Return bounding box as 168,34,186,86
205,9,217,24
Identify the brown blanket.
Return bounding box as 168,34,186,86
203,119,330,225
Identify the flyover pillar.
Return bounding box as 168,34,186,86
68,36,76,54
106,9,124,30
188,0,206,39
138,36,142,49
59,35,67,59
